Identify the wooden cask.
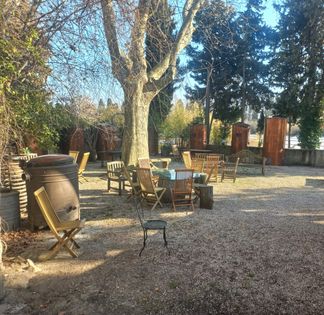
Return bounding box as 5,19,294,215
231,122,250,153
263,117,287,165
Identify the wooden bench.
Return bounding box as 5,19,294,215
227,149,267,175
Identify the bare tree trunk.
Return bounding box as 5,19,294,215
122,85,152,165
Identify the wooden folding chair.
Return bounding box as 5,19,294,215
171,169,195,212
138,158,159,185
205,154,220,182
182,151,192,168
68,150,79,163
34,187,85,261
137,168,166,211
123,164,141,199
78,152,90,182
191,158,205,173
221,157,240,183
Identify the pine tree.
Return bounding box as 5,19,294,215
272,0,324,149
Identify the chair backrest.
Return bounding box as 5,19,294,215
79,152,90,174
137,168,155,194
138,158,151,168
107,161,124,176
195,153,207,160
191,158,204,173
174,169,194,194
182,151,192,168
172,144,180,156
34,187,61,236
203,160,217,184
69,150,79,163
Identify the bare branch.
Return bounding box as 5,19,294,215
147,0,202,84
100,0,130,82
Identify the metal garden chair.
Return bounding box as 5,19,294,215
134,196,169,256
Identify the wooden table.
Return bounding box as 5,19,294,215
154,169,206,203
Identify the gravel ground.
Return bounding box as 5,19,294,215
1,161,324,314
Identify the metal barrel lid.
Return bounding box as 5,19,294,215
26,154,74,167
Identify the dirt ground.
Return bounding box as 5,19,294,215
1,162,324,314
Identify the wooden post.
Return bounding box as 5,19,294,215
199,185,214,209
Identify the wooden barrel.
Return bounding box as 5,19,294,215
231,122,250,153
0,188,20,231
190,124,207,149
24,154,80,229
263,117,287,165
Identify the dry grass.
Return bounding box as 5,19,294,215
1,162,324,314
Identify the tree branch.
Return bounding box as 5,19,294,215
129,0,151,76
147,0,202,83
101,0,130,82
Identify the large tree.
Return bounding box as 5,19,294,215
100,0,203,164
272,0,324,149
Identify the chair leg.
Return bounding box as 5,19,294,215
139,230,148,257
163,228,170,255
118,180,122,195
108,178,111,191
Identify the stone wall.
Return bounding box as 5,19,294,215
206,145,324,168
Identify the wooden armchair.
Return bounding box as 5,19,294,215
107,161,127,195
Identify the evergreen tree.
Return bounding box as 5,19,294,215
272,0,324,149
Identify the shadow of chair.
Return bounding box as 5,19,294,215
134,196,169,256
137,168,166,211
34,186,85,261
221,157,240,183
107,161,127,195
171,169,195,212
78,152,90,182
182,151,192,168
68,150,79,163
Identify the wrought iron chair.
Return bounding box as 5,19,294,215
171,169,195,212
78,152,90,182
221,157,240,183
137,168,166,211
134,196,169,256
182,151,192,168
34,186,85,261
68,150,79,163
107,161,127,195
